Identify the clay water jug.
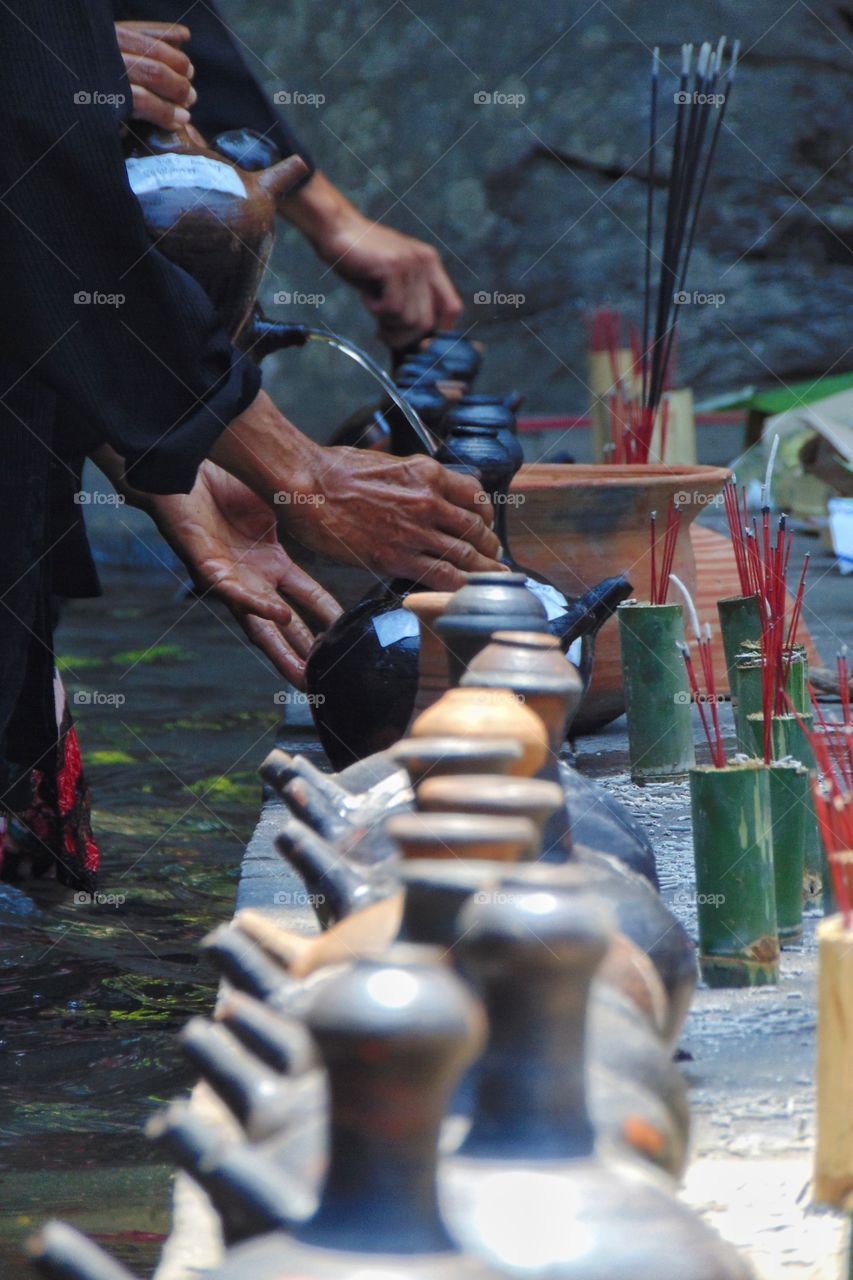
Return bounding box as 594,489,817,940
393,331,483,382
305,420,630,768
441,888,753,1280
329,333,476,451
204,947,513,1280
123,122,307,344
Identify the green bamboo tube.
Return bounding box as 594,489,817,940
733,643,807,753
689,760,779,987
717,594,761,689
747,710,823,906
618,602,695,785
766,762,808,941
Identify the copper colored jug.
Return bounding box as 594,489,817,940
123,122,307,346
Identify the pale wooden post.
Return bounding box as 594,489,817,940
815,910,853,1209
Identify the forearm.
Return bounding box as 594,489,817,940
278,171,361,255
207,391,322,508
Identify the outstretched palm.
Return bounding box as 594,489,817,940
152,461,341,687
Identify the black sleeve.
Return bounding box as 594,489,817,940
0,0,261,494
112,0,316,183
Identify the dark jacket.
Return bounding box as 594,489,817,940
0,0,278,772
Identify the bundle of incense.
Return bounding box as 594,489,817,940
786,693,853,924
722,477,753,597
649,500,682,604
590,40,738,466
644,40,739,415
807,652,853,792
671,574,726,767
751,516,809,761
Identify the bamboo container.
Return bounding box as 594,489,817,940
747,710,824,905
589,353,695,465
733,643,807,753
689,760,779,987
746,712,811,936
618,601,695,784
814,912,853,1208
766,761,809,942
716,594,761,690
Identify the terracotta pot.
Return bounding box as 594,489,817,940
410,687,549,778
386,813,539,863
508,463,731,731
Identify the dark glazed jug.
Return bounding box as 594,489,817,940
206,947,512,1280
305,419,630,768
441,888,753,1280
123,123,307,344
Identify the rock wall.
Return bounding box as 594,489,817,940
217,0,852,438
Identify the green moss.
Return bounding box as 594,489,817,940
186,772,259,807
57,654,104,671
110,644,191,666
88,750,135,765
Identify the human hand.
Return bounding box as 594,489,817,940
115,20,197,130
280,172,463,349
146,461,341,687
209,391,502,592
280,448,502,591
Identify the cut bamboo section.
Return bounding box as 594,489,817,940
814,912,853,1208
691,525,822,696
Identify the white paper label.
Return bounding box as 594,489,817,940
372,610,420,648
524,578,567,622
126,153,247,199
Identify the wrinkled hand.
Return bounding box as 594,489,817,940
115,20,197,130
324,216,463,349
147,462,341,687
280,448,502,591
282,173,462,350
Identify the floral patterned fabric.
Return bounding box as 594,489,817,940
0,670,99,891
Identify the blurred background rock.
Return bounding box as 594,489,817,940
212,0,852,439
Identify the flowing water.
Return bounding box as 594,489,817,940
301,328,439,455
0,564,285,1276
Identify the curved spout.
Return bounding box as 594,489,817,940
255,153,310,199
237,314,439,455
26,1221,139,1280
275,819,377,925
147,1103,300,1241
180,1017,296,1141
555,575,633,650
239,308,310,360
